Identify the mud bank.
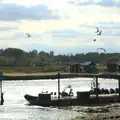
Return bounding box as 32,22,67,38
2,73,120,80
72,103,120,120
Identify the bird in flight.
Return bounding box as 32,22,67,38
97,48,106,52
26,33,31,38
95,27,99,33
97,30,102,35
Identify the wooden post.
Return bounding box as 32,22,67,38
58,73,60,109
0,72,4,105
118,77,120,99
95,76,99,101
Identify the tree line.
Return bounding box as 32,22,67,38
0,48,119,72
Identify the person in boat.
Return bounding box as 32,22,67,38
61,85,74,97
91,76,100,94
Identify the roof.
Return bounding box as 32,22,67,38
80,61,94,66
70,61,95,66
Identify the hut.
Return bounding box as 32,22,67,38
70,61,98,73
107,63,118,72
70,63,83,73
81,61,98,73
118,63,120,72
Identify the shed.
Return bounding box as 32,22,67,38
107,63,118,72
70,63,83,73
80,61,98,73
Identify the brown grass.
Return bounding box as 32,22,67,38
3,72,71,76
3,72,119,76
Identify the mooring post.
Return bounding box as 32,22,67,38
95,76,99,101
0,72,4,105
58,73,60,109
118,77,120,99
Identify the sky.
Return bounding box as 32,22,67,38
0,0,120,54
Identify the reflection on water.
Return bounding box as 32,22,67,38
0,77,118,120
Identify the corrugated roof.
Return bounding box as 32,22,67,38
70,61,95,66
80,61,93,66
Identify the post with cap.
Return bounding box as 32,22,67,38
95,75,99,102
58,73,60,109
0,72,4,105
118,76,120,100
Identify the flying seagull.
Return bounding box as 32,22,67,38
95,27,99,33
97,30,102,35
97,48,106,52
26,33,31,38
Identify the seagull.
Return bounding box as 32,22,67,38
97,30,102,35
26,33,31,38
97,48,106,52
95,27,99,33
93,39,96,42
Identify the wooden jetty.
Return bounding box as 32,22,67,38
24,73,120,107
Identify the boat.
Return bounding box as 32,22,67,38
24,78,120,107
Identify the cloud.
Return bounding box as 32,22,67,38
80,22,120,29
0,0,119,54
0,3,59,21
47,29,82,38
0,32,40,40
68,0,120,8
0,25,17,31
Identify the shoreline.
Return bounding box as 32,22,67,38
2,72,120,80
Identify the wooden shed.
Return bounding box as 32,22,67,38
80,61,98,73
70,63,83,73
70,61,98,73
107,63,118,72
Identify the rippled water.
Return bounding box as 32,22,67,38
0,77,118,120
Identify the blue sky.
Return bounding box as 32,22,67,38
0,0,120,54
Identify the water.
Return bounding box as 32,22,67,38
0,77,118,120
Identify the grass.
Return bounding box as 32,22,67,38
3,72,120,76
0,66,119,76
3,72,61,76
2,72,98,76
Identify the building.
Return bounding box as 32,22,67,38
70,61,98,73
70,63,82,73
107,60,120,72
81,61,98,73
50,51,54,56
107,63,118,73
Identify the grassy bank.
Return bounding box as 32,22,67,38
1,72,120,80
0,67,119,80
0,66,108,73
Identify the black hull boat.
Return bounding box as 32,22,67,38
24,92,120,107
24,94,78,107
24,83,120,107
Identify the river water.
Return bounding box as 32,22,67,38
0,77,118,120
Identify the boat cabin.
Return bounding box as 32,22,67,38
38,93,51,101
